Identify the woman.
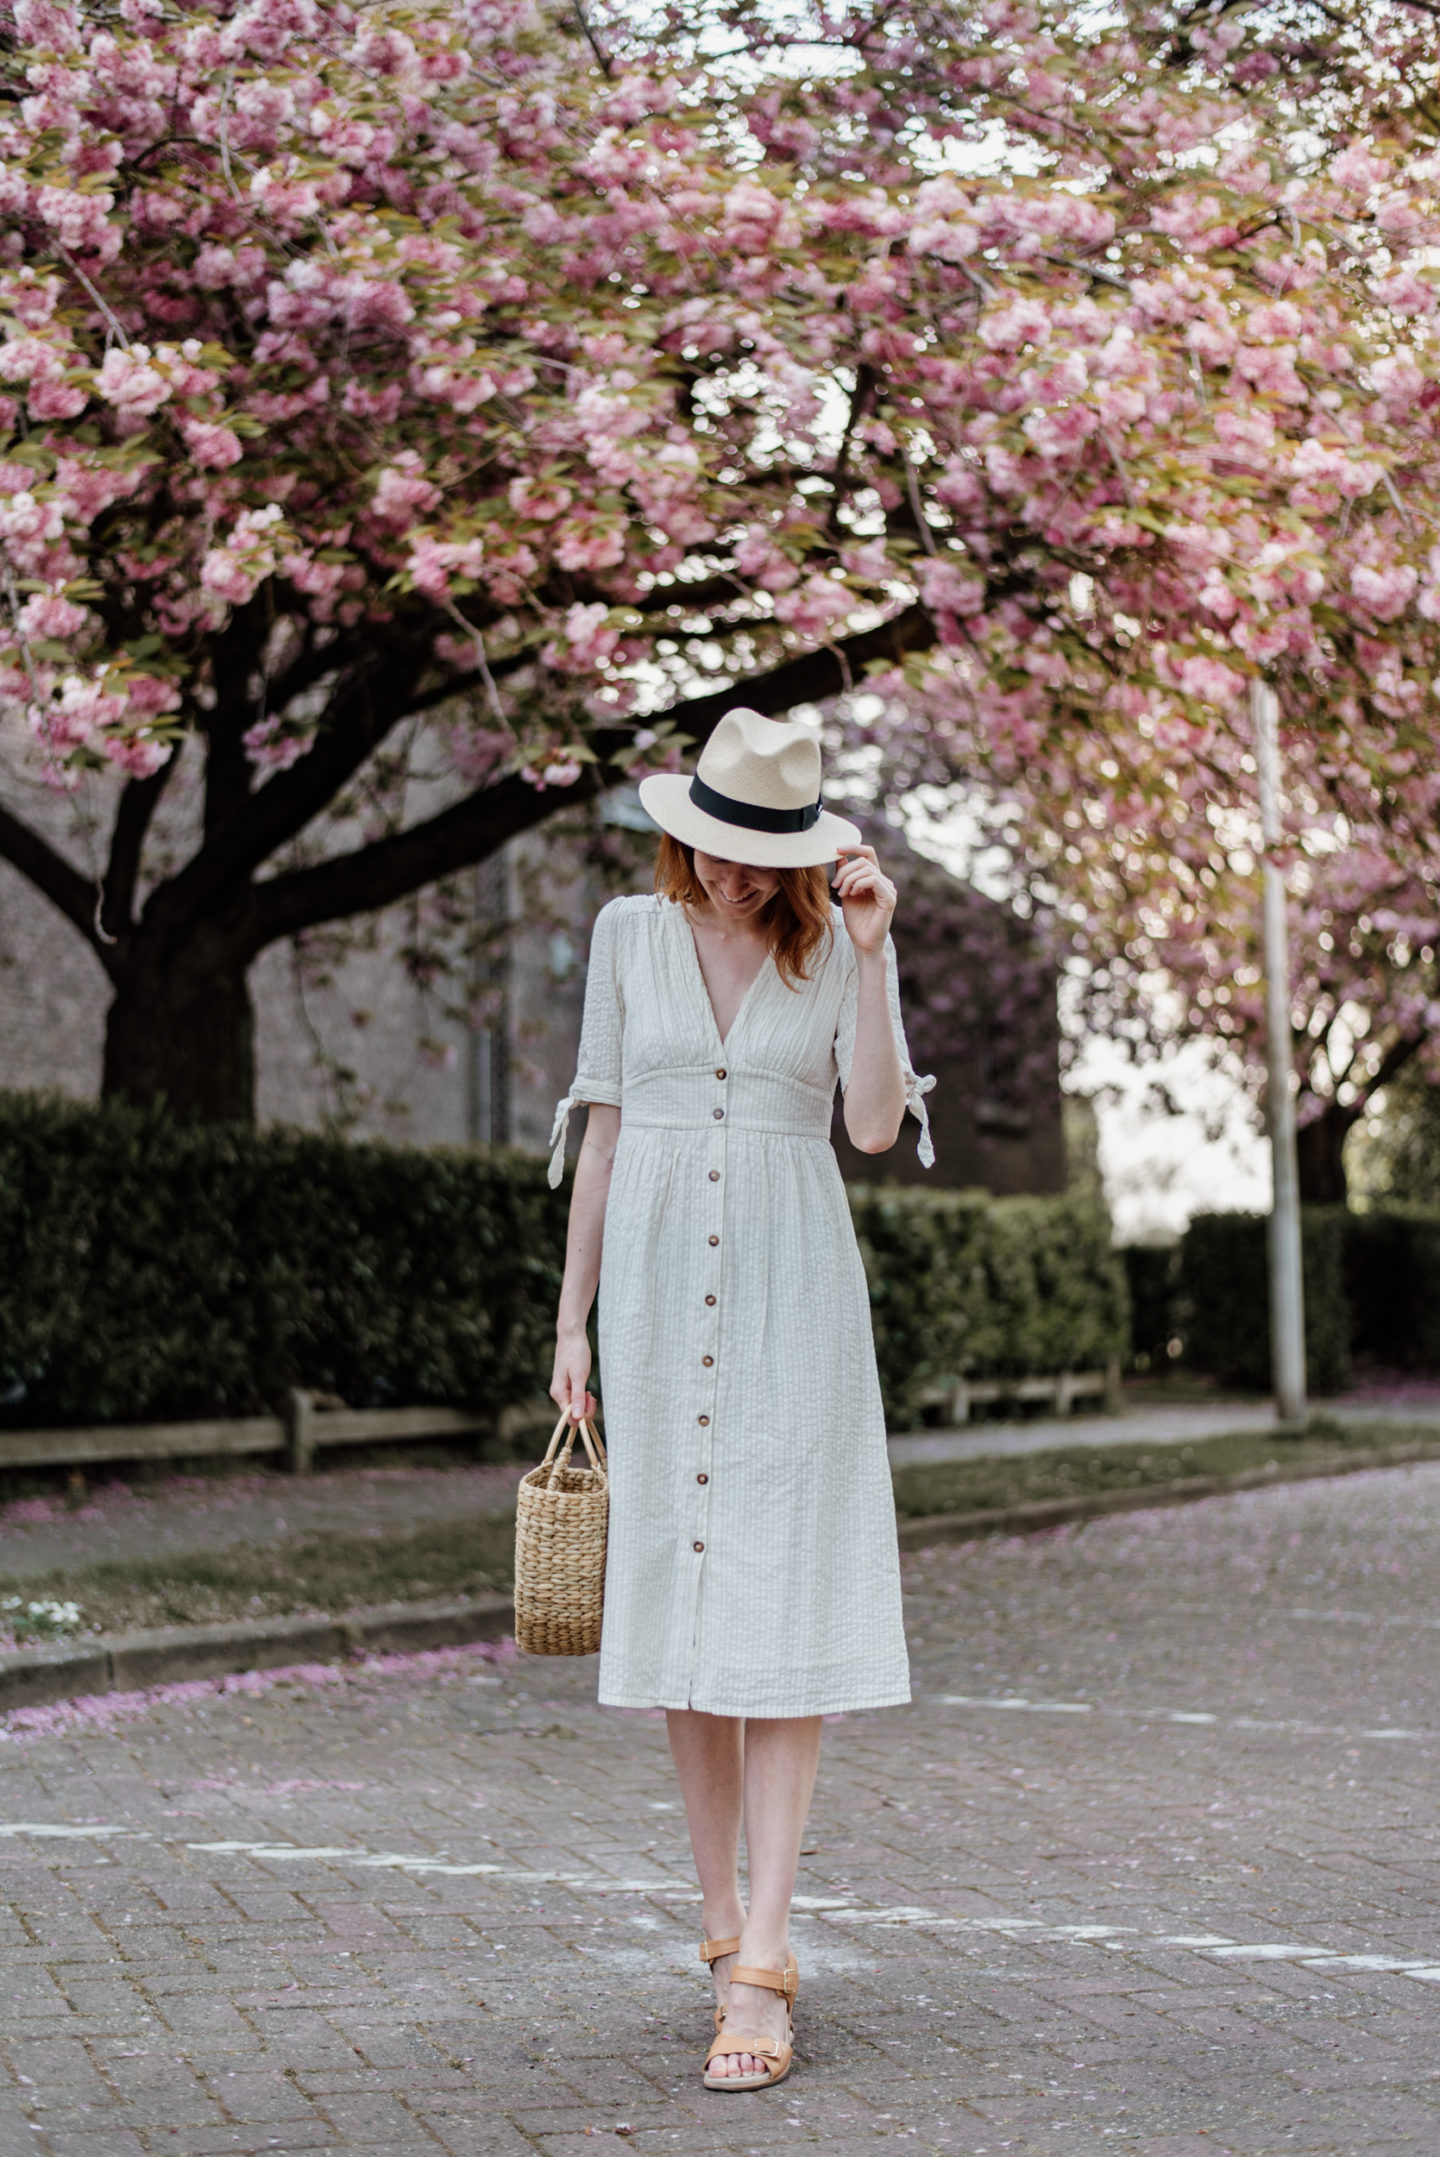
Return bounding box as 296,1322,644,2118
548,707,934,2092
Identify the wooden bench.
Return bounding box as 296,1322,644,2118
914,1363,1121,1425
0,1395,499,1477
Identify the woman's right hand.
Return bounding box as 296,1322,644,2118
551,1326,596,1422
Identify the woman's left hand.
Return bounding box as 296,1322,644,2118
833,844,897,958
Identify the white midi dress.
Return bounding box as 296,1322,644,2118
548,893,935,1718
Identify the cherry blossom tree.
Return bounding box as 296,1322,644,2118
1,0,1438,1119
840,664,1440,1204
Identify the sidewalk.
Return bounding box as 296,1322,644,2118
5,1385,1440,1584
889,1378,1440,1466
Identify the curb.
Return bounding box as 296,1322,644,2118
894,1437,1440,1550
0,1592,515,1715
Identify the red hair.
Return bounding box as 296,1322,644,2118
655,835,832,986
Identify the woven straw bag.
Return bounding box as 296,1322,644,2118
514,1411,609,1655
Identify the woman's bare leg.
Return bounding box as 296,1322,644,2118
666,1710,746,2016
711,1715,822,2080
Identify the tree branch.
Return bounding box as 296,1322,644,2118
1360,1027,1427,1106
101,752,179,941
246,604,935,951
155,645,428,931
0,799,111,969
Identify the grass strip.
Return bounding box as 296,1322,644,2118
4,1418,1437,1641
0,1513,517,1638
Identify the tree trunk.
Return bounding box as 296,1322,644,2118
1295,1101,1354,1206
103,954,257,1123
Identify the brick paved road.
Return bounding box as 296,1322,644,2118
5,1461,1440,2156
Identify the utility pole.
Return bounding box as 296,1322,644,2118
1252,678,1307,1426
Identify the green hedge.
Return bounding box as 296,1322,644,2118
1344,1208,1440,1371
1124,1204,1440,1393
0,1094,569,1426
849,1187,1130,1429
1174,1208,1352,1395
1120,1243,1181,1373
0,1094,1129,1434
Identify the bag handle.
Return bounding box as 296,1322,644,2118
540,1409,607,1483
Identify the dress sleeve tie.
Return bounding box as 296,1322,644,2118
907,1071,937,1170
548,1095,578,1189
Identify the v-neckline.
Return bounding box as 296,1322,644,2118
681,908,771,1050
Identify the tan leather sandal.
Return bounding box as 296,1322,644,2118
702,1951,798,2092
699,1934,740,2032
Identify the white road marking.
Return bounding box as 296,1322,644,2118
0,1822,138,1838
7,1823,1439,1989
1287,1606,1440,1630
936,1693,1428,1742
820,1908,1440,1981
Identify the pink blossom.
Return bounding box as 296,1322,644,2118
519,750,583,790
1174,655,1246,705
242,714,311,770
1370,267,1435,317
1022,404,1097,458
554,521,626,574
35,184,117,258
1150,194,1226,242
1350,562,1419,622
0,335,63,386
773,573,853,640
507,475,572,521
179,417,244,469
1245,300,1304,340
122,672,179,718
13,1,82,53
0,490,64,547
1331,146,1390,193
371,457,441,527
16,588,88,639
34,671,126,750
918,557,986,617
1215,408,1277,458
544,601,620,673
101,731,171,777
94,343,170,416
977,299,1051,352
342,379,403,423
199,503,286,609
1233,344,1306,403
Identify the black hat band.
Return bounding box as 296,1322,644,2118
688,772,822,835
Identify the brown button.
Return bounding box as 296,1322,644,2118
708,1234,719,1246
715,1068,727,1080
698,1414,710,1426
697,1473,708,1485
713,1107,724,1120
705,1294,717,1306
702,1355,714,1368
693,1540,705,1553
708,1169,720,1182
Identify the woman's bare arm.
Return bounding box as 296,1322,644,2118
834,847,906,1154
551,1102,621,1419
842,949,906,1152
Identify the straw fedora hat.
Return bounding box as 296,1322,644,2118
638,708,862,869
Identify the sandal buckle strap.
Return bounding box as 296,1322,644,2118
730,1961,798,2000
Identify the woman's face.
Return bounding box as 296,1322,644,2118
692,849,780,920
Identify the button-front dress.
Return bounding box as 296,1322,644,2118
548,893,935,1718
